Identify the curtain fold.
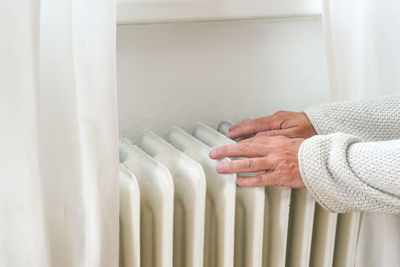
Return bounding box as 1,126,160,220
322,0,400,101
322,1,400,266
0,0,119,266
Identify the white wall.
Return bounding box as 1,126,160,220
117,18,331,141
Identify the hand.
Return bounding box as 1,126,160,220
226,111,316,140
209,136,305,188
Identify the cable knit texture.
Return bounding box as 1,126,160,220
299,94,400,213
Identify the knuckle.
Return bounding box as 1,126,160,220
256,174,264,186
247,159,256,170
239,143,250,154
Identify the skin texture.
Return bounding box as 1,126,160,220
209,111,317,188
226,111,317,139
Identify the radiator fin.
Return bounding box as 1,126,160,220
193,122,265,267
120,137,174,267
310,205,338,267
286,188,315,267
139,131,206,267
119,165,141,267
168,126,236,267
118,122,360,267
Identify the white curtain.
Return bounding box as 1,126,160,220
0,0,119,266
322,0,400,266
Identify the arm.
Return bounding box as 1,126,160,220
217,94,400,213
299,134,400,213
225,93,400,142
210,133,400,214
304,94,400,141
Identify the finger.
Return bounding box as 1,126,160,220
236,172,279,187
239,135,287,144
255,128,295,138
226,116,281,139
209,143,268,159
216,158,275,174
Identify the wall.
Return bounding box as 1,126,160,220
117,17,331,141
117,0,322,24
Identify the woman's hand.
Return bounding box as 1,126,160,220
226,111,317,140
209,136,305,188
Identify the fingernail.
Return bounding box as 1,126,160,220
209,149,217,159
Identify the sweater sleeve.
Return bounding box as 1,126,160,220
298,133,400,214
303,93,400,141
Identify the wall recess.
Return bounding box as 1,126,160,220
117,0,321,24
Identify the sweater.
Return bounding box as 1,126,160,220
299,94,400,213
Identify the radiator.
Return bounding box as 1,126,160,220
118,122,361,267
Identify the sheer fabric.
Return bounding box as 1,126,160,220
322,1,400,266
0,0,119,266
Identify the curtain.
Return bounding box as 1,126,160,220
322,1,400,266
0,0,119,266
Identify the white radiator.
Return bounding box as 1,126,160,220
118,122,360,267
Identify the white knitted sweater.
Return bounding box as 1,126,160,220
299,94,400,213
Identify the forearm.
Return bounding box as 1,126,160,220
304,94,400,141
298,133,400,214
